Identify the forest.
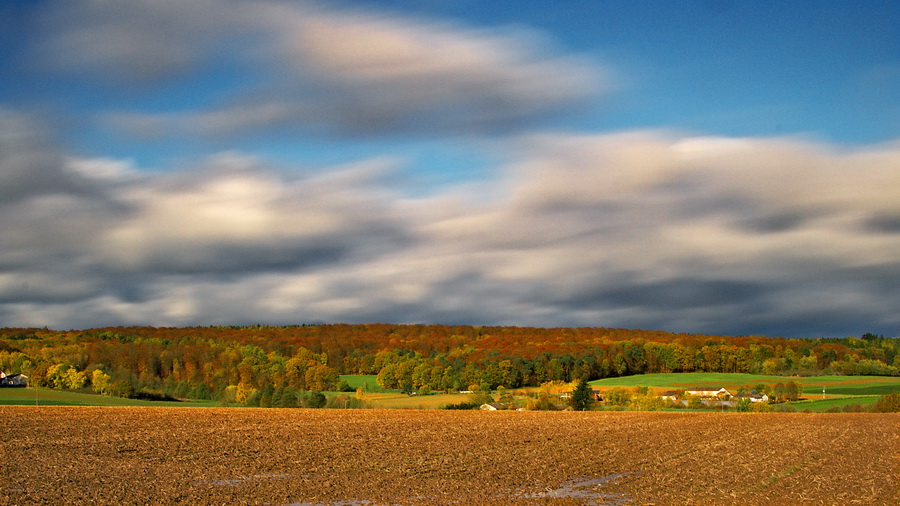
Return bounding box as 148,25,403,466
0,325,896,405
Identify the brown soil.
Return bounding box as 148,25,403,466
1,407,897,505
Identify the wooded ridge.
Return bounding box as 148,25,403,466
1,325,896,402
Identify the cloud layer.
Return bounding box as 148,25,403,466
2,105,897,336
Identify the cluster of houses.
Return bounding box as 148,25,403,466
660,387,768,406
0,372,28,388
478,386,772,411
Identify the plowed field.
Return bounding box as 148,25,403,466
1,407,897,505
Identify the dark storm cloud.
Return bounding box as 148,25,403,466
558,277,772,312
866,213,900,234
734,211,819,234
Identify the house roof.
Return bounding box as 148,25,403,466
685,387,732,396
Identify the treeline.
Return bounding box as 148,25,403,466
0,325,896,404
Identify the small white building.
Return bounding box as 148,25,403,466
660,390,679,402
685,387,732,399
734,393,769,403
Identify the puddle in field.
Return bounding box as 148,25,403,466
200,472,632,505
520,472,634,504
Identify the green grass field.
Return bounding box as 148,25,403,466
589,373,900,394
797,377,900,396
339,375,387,391
588,373,899,411
0,388,218,407
789,396,878,411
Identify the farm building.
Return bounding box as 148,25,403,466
684,387,732,399
0,372,28,387
733,393,769,403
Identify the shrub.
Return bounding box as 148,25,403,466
604,387,631,407
748,401,773,413
111,379,135,398
442,401,481,410
526,392,556,411
304,391,327,408
870,393,900,413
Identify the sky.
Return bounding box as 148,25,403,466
1,1,898,337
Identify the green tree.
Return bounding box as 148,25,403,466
470,383,494,406
569,378,595,411
304,391,327,408
111,379,135,398
785,381,803,402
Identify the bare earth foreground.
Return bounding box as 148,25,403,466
1,407,897,505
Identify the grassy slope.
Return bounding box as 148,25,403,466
0,388,218,407
589,373,900,394
789,396,878,410
588,373,899,410
589,373,786,388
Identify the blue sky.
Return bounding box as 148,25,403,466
1,1,898,337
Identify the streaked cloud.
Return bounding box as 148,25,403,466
41,1,606,138
2,1,897,337
1,104,896,335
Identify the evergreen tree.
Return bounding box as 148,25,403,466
570,378,594,411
